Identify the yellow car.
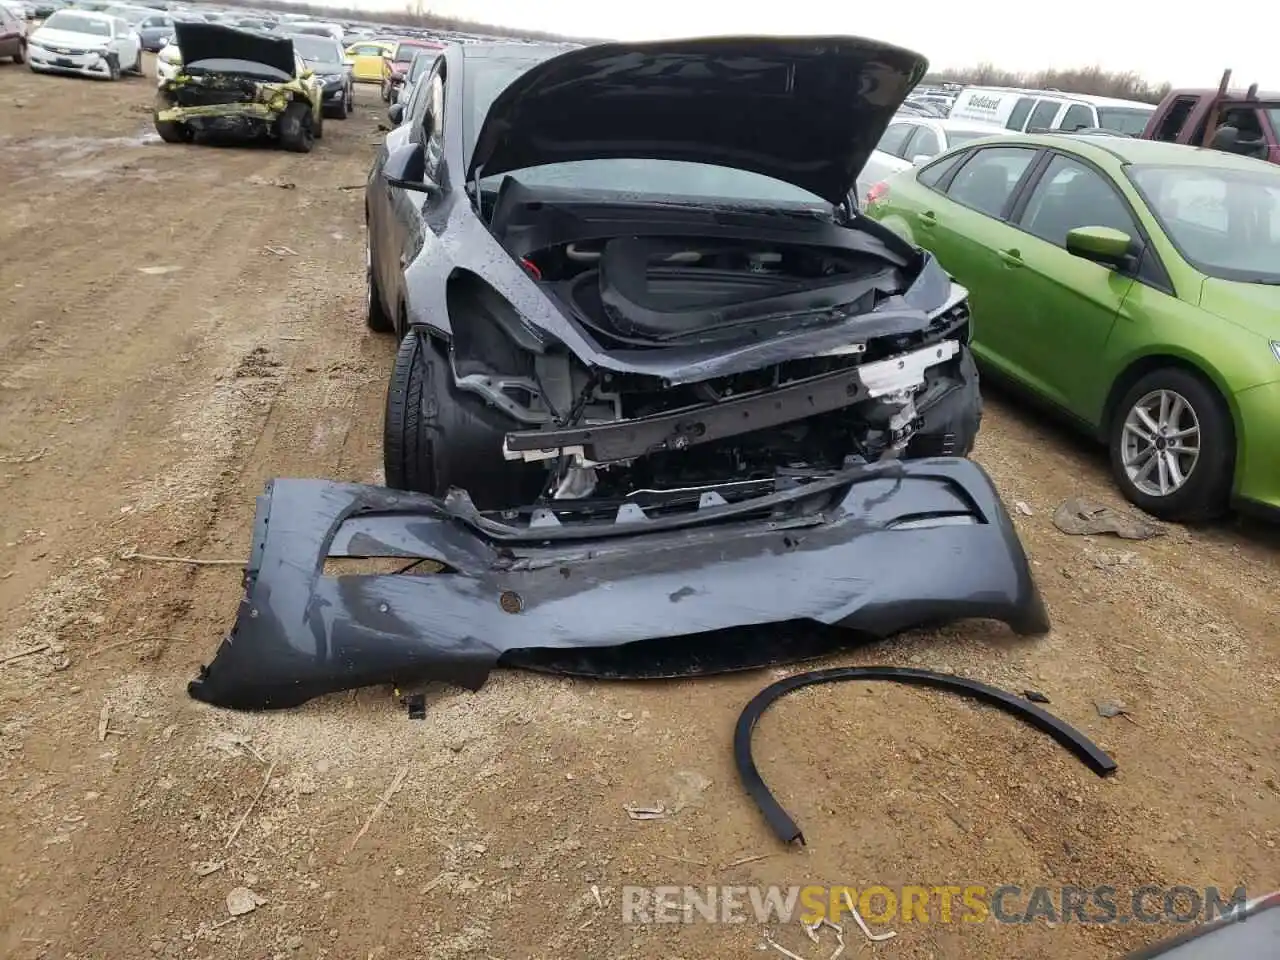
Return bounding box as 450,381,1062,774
343,39,393,83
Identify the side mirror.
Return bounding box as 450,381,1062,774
910,154,931,167
383,140,438,194
1209,125,1240,153
387,101,404,125
1065,225,1133,268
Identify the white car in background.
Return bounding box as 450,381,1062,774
27,8,142,79
154,33,178,83
855,117,1014,208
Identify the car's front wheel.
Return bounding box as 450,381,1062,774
13,41,25,64
383,330,543,509
154,117,191,142
277,100,314,153
105,53,120,80
1108,367,1233,522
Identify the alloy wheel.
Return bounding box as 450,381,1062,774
1120,388,1201,497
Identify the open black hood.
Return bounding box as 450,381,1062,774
173,21,296,76
467,35,928,205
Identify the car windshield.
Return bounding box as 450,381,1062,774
105,5,148,21
1096,107,1154,136
1128,164,1280,284
465,56,827,207
407,51,433,81
43,10,110,33
395,42,431,62
291,34,340,63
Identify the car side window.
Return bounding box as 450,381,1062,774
944,146,1038,217
917,150,967,190
1017,154,1138,248
422,71,445,176
1005,97,1035,131
1061,104,1092,131
1152,97,1196,141
1027,99,1061,131
909,126,941,157
876,122,914,158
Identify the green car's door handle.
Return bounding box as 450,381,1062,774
918,211,937,227
999,248,1023,267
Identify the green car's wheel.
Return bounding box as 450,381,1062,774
1109,367,1233,522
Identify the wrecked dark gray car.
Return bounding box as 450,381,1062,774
190,36,1051,711
366,36,983,507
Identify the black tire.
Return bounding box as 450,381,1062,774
130,50,144,75
384,331,544,509
329,90,348,119
154,117,190,143
13,42,25,64
314,108,323,140
105,53,120,81
364,231,395,334
380,80,390,102
277,100,313,153
1108,367,1233,522
345,87,354,115
153,91,190,143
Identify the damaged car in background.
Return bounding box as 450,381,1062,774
153,22,323,150
189,36,1051,712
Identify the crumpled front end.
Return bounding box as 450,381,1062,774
155,75,305,138
189,458,1049,711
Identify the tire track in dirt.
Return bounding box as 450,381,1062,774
0,72,391,956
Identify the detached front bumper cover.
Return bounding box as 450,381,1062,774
189,457,1050,711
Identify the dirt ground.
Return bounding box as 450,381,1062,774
0,57,1277,960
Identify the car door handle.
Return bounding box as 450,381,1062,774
918,211,937,228
999,248,1023,268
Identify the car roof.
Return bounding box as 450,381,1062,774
959,86,1155,110
996,132,1280,172
1165,86,1280,101
461,41,575,60
52,7,111,17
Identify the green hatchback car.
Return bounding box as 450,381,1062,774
865,134,1279,521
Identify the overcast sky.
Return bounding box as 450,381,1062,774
348,0,1274,89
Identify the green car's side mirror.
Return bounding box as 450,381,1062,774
1066,225,1133,268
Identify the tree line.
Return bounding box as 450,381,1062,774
924,64,1174,104
211,0,586,41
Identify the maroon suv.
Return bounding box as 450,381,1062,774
380,38,442,102
0,4,26,64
